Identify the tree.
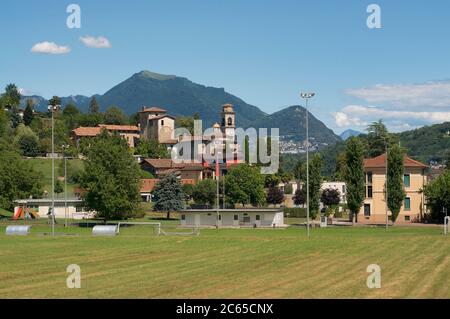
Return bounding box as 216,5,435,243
1,84,21,108
344,137,365,224
23,99,34,126
365,120,397,158
182,183,194,204
321,188,341,207
293,161,306,188
62,103,80,130
225,164,265,207
48,96,61,107
89,96,100,113
387,144,405,223
446,150,450,170
78,113,104,127
135,138,170,158
175,116,195,135
14,124,39,157
80,130,142,222
152,173,184,219
104,106,127,125
334,151,347,181
0,107,7,136
308,154,323,219
54,180,64,198
17,132,39,157
10,105,22,128
423,170,450,222
0,150,43,211
192,179,216,207
266,186,284,206
293,188,306,206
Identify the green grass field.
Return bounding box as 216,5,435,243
0,220,449,299
26,158,84,197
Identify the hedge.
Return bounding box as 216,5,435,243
284,207,307,218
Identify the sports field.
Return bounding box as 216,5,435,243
0,221,449,299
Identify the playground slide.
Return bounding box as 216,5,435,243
13,207,23,220
29,211,39,219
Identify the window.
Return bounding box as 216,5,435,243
367,172,373,184
234,215,238,221
256,215,260,221
76,206,84,212
218,214,222,220
364,204,371,217
342,185,346,194
227,117,233,126
367,186,373,198
181,214,185,221
404,197,411,211
405,215,410,221
161,120,164,125
404,174,410,187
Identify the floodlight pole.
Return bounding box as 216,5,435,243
385,139,388,230
300,92,315,238
48,104,60,236
62,144,69,227
216,141,220,228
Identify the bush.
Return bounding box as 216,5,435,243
284,207,307,218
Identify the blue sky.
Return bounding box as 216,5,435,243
1,0,450,134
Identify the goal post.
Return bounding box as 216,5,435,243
444,216,450,235
116,222,161,236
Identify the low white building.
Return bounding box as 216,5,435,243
179,208,285,228
320,181,347,204
14,199,94,220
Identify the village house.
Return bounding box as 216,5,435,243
138,107,177,149
140,178,196,202
321,181,347,204
71,124,140,148
179,208,285,228
359,153,428,224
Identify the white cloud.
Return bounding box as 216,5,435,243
80,36,111,48
31,41,70,54
346,81,450,110
334,112,367,128
335,104,450,132
342,105,450,123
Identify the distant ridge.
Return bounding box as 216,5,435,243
19,70,339,145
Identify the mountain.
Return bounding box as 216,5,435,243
97,71,267,128
396,122,450,164
249,105,341,146
19,70,339,145
339,129,362,140
20,95,92,112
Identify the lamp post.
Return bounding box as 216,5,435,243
300,92,315,238
384,138,389,230
48,104,61,236
62,144,70,227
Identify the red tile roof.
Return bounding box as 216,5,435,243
140,178,196,193
98,124,139,132
364,153,427,169
72,127,102,137
139,107,167,113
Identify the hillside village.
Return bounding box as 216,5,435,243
1,82,449,228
